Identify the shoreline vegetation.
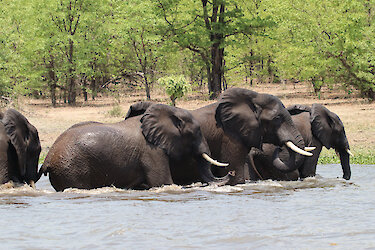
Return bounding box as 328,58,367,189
4,81,374,165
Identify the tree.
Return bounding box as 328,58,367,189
158,75,189,106
266,0,375,99
30,0,114,105
156,0,272,99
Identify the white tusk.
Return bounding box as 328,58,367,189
285,141,313,157
346,149,354,157
304,146,316,151
29,180,36,189
202,153,229,167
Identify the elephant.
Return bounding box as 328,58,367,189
247,104,352,181
40,103,229,191
126,88,313,185
0,109,41,187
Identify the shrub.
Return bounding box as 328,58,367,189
158,75,190,106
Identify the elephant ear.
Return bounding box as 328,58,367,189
287,104,311,115
140,104,185,157
2,109,31,176
215,88,261,149
125,101,155,120
310,104,343,149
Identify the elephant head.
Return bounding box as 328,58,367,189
140,104,229,184
215,88,312,173
289,104,351,180
2,109,41,186
125,101,155,120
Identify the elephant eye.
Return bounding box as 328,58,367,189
273,115,281,121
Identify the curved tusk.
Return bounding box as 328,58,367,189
304,146,316,151
285,141,313,157
346,149,354,157
202,153,229,167
29,180,36,189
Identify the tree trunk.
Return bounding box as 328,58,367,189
82,76,88,102
205,62,212,94
144,74,151,100
67,39,76,105
50,84,56,107
363,87,375,100
67,77,76,105
91,77,97,100
47,55,57,107
63,90,67,103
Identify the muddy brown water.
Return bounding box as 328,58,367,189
0,164,374,249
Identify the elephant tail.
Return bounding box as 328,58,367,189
35,163,49,182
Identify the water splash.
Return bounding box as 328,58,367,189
0,181,53,197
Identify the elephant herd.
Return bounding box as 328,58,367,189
0,88,352,191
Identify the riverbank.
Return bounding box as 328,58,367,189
10,81,375,164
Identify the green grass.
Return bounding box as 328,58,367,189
318,147,375,165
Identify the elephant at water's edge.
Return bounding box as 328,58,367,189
248,104,352,181
126,88,313,185
40,104,229,191
0,109,41,187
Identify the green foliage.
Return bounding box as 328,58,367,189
1,0,375,101
318,148,375,165
158,75,190,106
264,0,375,99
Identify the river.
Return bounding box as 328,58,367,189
0,164,374,249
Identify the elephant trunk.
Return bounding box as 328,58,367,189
23,157,40,187
272,147,297,173
338,149,351,180
272,119,311,173
196,155,230,185
194,136,230,185
272,133,309,173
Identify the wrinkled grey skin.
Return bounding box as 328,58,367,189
41,104,228,191
126,88,307,185
0,109,41,186
247,104,351,181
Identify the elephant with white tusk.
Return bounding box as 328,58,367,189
247,104,352,181
126,88,313,185
41,103,229,191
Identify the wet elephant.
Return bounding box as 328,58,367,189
0,109,41,187
126,88,313,185
247,104,352,181
40,104,229,191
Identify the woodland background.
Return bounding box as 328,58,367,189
1,0,375,106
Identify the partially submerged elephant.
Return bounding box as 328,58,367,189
0,109,41,187
247,104,352,181
40,103,229,191
126,88,313,185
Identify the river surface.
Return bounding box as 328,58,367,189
0,164,374,249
